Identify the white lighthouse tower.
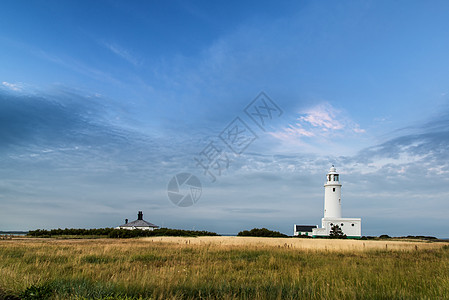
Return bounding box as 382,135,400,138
295,166,362,238
324,166,341,218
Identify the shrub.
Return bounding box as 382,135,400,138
237,228,288,238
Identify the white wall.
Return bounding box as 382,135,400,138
324,183,342,218
321,218,361,237
116,226,156,231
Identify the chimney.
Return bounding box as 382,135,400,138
138,211,143,220
125,219,128,224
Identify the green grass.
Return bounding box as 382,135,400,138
0,239,449,299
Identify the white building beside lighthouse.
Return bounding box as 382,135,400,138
294,166,361,238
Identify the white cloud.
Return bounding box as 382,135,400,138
2,81,23,91
270,102,365,141
299,103,344,131
353,125,366,133
267,102,367,156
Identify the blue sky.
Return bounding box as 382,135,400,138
1,0,449,237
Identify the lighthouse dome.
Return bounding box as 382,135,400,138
329,166,337,173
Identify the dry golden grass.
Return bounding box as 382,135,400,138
1,237,448,299
141,236,442,251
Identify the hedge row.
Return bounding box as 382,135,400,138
27,228,219,238
237,228,288,238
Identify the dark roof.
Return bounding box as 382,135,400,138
295,225,317,232
119,219,159,228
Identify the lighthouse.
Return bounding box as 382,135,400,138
324,166,341,218
294,166,362,238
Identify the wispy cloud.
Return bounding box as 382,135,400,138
102,42,141,66
299,103,345,131
2,81,23,91
269,102,365,147
0,38,123,87
32,49,124,86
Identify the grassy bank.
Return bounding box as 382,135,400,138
1,238,448,299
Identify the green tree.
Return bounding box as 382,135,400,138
329,225,347,239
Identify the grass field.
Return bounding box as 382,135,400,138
1,237,449,299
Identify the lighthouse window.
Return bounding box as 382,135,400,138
341,223,344,226
333,188,335,192
352,224,355,227
334,175,339,181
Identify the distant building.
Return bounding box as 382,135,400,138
116,211,159,231
294,166,362,238
293,225,317,237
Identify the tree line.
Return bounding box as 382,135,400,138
27,228,219,238
237,228,288,237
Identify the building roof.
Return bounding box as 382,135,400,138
119,219,159,228
118,211,159,228
328,165,338,174
295,225,317,232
